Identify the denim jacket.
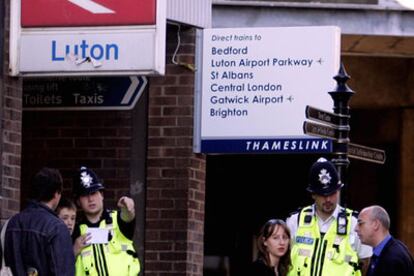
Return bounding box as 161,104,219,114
4,201,75,276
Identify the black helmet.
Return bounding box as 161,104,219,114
73,166,104,197
307,158,343,196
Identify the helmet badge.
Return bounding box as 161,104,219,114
318,168,332,186
80,171,93,188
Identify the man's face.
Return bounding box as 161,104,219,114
78,191,104,217
312,190,340,216
355,209,376,247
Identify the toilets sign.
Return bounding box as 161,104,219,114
9,0,166,76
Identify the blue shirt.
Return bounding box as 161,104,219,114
373,234,392,257
369,234,392,275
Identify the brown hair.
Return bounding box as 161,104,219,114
257,219,292,275
56,197,77,214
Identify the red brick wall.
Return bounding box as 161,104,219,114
145,26,206,275
19,23,206,275
21,110,133,208
1,0,22,222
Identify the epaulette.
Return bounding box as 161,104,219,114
351,210,359,218
303,206,312,213
289,206,303,217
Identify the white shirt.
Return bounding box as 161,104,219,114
286,204,372,259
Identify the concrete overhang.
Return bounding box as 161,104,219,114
212,1,414,57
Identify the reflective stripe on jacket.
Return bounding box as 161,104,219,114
75,211,140,276
288,206,361,276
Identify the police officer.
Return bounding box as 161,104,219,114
72,166,141,276
286,158,372,276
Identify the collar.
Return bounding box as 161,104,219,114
79,208,112,226
28,200,58,217
313,204,341,222
373,234,392,257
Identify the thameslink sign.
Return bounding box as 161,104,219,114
201,138,332,154
9,0,166,76
194,26,341,153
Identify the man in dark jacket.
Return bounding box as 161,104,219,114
4,167,75,276
355,205,414,276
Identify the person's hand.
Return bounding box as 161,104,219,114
118,196,135,222
73,233,91,256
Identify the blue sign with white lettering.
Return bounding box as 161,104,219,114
23,76,147,110
296,236,315,245
200,138,332,154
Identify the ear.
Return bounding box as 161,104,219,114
372,219,381,231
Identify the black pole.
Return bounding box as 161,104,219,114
328,64,354,206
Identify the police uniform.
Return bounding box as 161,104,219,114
286,158,372,276
72,167,141,276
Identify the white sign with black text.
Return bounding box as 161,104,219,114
195,26,341,154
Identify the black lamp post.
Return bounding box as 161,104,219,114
328,63,354,205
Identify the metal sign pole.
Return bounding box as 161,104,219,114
303,64,386,206
328,64,354,206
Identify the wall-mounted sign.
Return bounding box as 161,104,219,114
21,0,156,27
10,0,166,76
23,76,147,110
194,26,341,154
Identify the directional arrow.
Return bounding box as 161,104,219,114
121,76,147,105
68,0,115,14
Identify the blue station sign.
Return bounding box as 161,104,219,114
23,76,147,110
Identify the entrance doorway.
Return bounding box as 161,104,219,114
203,154,318,276
203,132,397,276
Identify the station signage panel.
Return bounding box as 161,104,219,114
21,0,156,27
23,76,147,110
10,0,166,76
194,26,341,154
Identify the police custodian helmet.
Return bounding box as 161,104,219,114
307,158,343,196
73,166,105,197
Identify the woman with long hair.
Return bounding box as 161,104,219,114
250,219,292,276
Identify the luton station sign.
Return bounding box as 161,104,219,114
10,0,166,76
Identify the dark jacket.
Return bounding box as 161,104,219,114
4,201,75,276
373,237,414,276
250,259,278,276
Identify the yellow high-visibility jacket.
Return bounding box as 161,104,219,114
75,211,140,276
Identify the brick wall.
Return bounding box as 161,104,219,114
145,25,206,275
19,23,206,275
21,110,133,208
1,0,22,223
